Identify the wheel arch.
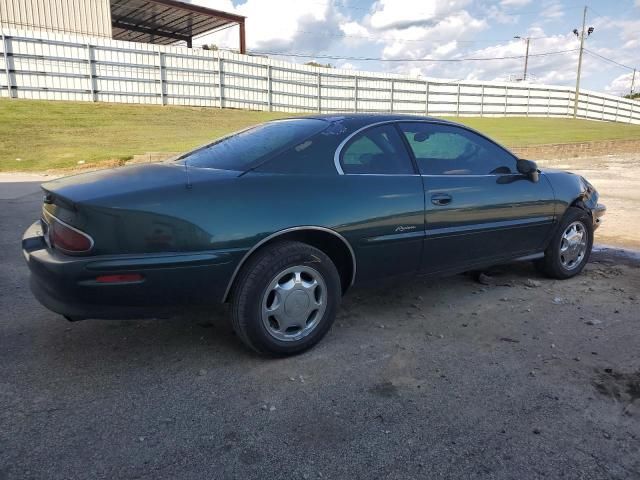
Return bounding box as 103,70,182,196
222,226,356,302
569,196,589,211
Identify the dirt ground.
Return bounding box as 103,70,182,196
1,156,639,479
539,153,640,250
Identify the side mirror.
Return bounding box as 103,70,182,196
517,159,539,182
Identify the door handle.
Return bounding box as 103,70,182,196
431,193,452,206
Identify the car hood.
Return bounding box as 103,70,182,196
42,162,240,204
539,167,576,175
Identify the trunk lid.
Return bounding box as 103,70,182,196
39,163,240,255
41,162,239,205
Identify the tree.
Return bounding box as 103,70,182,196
304,61,334,69
202,44,219,51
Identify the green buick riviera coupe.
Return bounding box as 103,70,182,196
22,114,605,355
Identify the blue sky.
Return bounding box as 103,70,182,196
190,0,639,95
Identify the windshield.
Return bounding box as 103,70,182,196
178,119,328,171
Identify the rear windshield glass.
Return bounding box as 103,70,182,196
178,119,328,170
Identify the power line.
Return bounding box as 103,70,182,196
583,48,636,71
248,48,579,62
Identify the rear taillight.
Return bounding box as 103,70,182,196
44,212,93,254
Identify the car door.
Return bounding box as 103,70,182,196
335,123,425,280
397,122,556,274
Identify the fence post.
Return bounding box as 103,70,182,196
547,89,551,117
480,84,484,117
583,93,589,119
267,65,272,112
157,52,165,105
456,83,460,116
218,56,223,109
614,99,619,123
425,81,429,115
389,80,394,113
504,86,508,117
2,33,13,99
86,43,96,102
317,73,321,113
353,75,358,113
526,87,530,117
630,101,635,124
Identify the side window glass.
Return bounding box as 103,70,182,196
398,123,516,175
341,125,414,175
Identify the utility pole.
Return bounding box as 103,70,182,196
631,68,637,97
514,36,531,81
573,6,588,118
523,37,530,81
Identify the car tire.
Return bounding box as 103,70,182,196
230,241,341,356
537,207,594,279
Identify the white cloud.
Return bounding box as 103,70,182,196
485,4,519,24
500,0,532,6
596,18,640,52
189,0,343,52
399,30,581,85
379,11,487,60
338,20,376,47
433,41,458,57
368,0,471,30
540,2,564,20
585,18,639,82
605,72,635,96
340,21,370,38
186,0,634,94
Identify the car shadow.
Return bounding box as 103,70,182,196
19,248,633,371
30,261,543,362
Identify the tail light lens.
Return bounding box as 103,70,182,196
43,211,94,254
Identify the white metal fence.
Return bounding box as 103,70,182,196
1,27,639,124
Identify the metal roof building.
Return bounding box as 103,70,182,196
0,0,246,52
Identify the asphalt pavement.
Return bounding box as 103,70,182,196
1,177,639,480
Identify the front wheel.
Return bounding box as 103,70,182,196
230,241,341,356
537,207,594,279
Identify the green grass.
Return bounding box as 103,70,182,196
1,99,639,172
0,99,287,172
447,116,640,146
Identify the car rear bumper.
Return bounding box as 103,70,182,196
592,203,606,230
22,221,241,320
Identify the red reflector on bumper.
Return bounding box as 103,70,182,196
95,274,144,283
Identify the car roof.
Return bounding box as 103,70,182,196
305,113,455,125
275,113,457,130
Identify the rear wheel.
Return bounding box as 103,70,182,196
231,241,341,356
537,207,593,279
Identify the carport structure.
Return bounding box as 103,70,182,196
110,0,246,52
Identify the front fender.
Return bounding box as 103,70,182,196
541,169,604,232
542,169,599,217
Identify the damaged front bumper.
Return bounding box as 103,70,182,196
592,203,606,229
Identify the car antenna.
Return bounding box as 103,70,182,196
184,157,193,189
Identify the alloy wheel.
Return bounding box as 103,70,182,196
261,265,327,342
559,220,587,270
